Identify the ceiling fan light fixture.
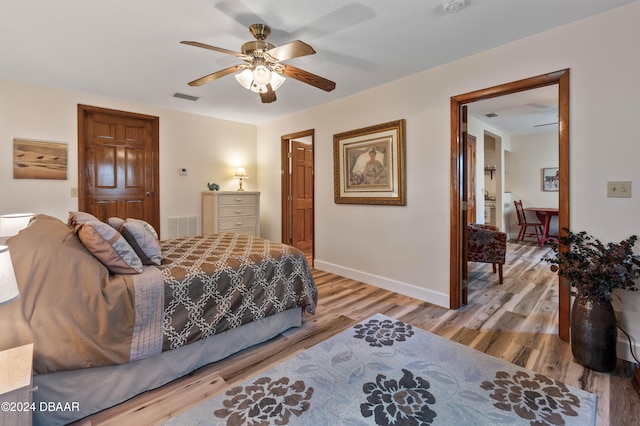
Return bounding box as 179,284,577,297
182,23,335,103
252,64,272,86
235,69,254,90
250,84,268,94
235,67,285,94
270,72,286,91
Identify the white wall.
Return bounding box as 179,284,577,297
507,132,559,239
468,117,512,230
0,78,257,237
256,2,640,361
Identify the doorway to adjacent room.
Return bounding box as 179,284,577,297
450,69,570,340
281,129,315,261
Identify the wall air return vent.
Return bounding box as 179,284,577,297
172,92,200,101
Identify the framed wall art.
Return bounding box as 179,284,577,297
13,138,68,180
333,119,406,205
542,167,559,192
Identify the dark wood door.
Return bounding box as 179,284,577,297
466,134,477,224
291,140,314,254
78,105,160,234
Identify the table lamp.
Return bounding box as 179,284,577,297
0,246,19,306
0,213,34,237
233,168,248,192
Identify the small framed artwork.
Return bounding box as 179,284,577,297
333,119,406,205
542,167,559,192
13,138,68,180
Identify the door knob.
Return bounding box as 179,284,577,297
146,191,153,197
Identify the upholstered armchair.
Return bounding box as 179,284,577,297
467,223,507,284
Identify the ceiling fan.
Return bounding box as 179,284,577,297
181,24,336,103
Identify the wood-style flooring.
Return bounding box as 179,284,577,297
75,241,640,426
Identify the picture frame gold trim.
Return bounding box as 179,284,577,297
333,119,406,205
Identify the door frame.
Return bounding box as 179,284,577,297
280,129,315,257
449,69,571,341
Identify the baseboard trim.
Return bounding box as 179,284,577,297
313,260,449,308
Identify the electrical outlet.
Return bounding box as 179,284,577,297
606,181,631,198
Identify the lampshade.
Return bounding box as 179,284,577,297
0,246,19,306
0,213,34,237
253,65,271,86
233,168,248,192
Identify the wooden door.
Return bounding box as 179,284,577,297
78,105,160,233
291,140,314,254
281,130,314,259
466,134,477,224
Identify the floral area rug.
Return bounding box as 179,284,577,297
164,314,597,425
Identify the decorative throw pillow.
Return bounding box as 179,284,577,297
131,218,159,241
120,219,162,266
68,211,101,228
76,221,143,274
107,217,125,230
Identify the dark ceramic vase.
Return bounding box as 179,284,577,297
570,294,617,372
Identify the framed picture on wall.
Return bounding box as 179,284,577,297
542,167,559,192
13,138,68,180
333,119,406,205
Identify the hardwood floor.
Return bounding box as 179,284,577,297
76,241,640,426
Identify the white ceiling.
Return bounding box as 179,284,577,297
468,86,559,135
1,0,635,126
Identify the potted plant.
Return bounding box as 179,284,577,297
544,229,640,372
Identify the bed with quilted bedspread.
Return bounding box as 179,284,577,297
1,213,317,424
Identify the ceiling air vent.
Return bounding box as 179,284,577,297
172,92,200,102
485,112,498,118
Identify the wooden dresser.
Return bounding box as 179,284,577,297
202,191,260,237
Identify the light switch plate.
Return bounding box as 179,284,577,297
607,181,631,198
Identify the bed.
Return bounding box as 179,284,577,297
1,213,317,425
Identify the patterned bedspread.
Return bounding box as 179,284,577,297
157,233,317,351
4,214,317,374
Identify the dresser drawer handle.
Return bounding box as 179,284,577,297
235,222,243,226
235,210,243,213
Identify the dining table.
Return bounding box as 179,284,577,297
524,207,559,246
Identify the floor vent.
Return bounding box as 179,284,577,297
167,216,198,239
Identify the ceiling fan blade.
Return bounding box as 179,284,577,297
281,65,336,92
260,85,277,103
266,40,315,62
187,64,245,86
181,41,250,60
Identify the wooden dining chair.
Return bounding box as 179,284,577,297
514,200,543,244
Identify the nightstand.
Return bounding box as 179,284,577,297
0,343,34,426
